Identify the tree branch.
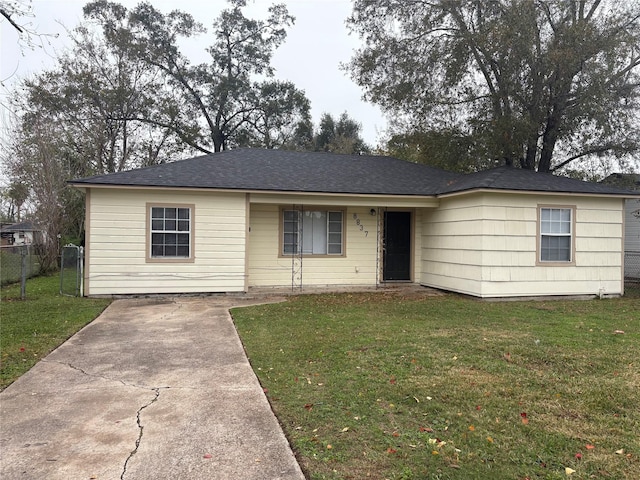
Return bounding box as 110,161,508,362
550,144,620,171
123,116,212,155
1,8,24,33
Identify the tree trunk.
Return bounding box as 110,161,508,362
538,115,560,173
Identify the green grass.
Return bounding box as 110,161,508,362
232,291,640,480
0,275,110,390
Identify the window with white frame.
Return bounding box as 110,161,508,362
149,206,192,259
282,209,343,255
539,207,573,262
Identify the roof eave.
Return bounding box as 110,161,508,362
68,182,440,199
437,187,640,199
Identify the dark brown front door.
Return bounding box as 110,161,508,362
383,211,411,281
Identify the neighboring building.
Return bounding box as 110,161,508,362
603,173,640,279
70,149,640,298
0,221,44,247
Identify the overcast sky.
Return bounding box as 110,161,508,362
0,0,387,146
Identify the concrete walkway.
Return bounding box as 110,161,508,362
0,297,306,480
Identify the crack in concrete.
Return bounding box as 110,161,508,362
43,360,174,479
121,387,161,480
44,360,132,387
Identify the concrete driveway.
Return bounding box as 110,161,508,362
0,297,306,480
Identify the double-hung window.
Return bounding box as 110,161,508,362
282,209,344,256
539,206,574,263
148,205,194,261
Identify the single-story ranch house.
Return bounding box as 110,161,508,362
70,149,640,298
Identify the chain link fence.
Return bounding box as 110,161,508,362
60,244,84,297
0,245,43,287
625,252,640,297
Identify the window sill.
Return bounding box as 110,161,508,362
535,260,575,267
146,257,195,264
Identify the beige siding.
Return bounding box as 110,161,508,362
420,192,625,298
85,185,627,298
248,204,378,287
248,204,381,288
86,188,247,295
248,204,426,289
420,194,487,296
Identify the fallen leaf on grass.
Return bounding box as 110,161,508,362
575,453,582,460
468,425,475,431
520,412,529,425
615,449,624,455
327,444,332,450
387,448,397,454
613,330,625,334
585,444,595,450
304,403,313,411
419,426,433,432
341,427,349,432
389,377,397,385
487,436,494,443
203,454,212,459
565,467,576,475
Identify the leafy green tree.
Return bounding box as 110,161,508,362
347,0,640,172
238,80,311,149
284,117,315,151
314,112,369,154
5,181,29,222
385,127,489,173
19,7,174,175
85,0,309,152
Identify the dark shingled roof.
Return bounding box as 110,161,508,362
0,220,41,233
71,148,459,196
437,166,638,196
70,148,638,197
602,173,640,191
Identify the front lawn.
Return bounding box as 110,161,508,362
0,275,111,389
232,291,639,480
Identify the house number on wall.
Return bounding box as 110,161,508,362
352,213,369,237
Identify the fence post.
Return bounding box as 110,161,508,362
79,246,84,297
20,245,27,300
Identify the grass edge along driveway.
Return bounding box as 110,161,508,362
232,291,639,480
1,275,111,390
